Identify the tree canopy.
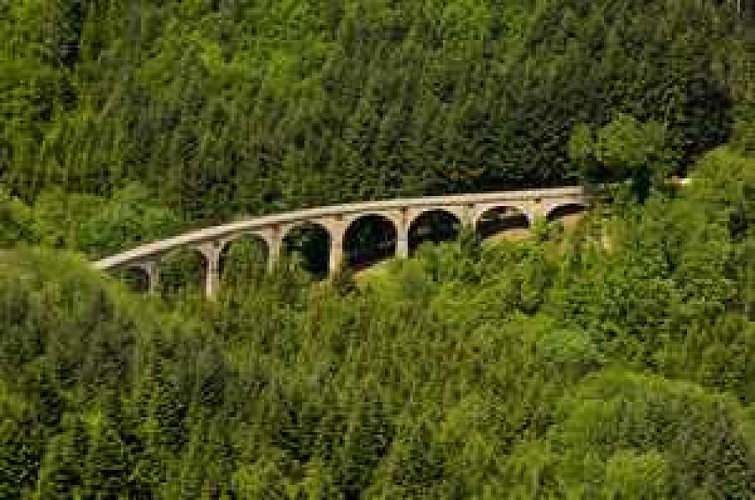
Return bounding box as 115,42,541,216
0,1,754,496
0,147,754,496
0,0,751,223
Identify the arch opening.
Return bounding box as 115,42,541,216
158,248,207,298
283,222,330,279
344,214,398,271
219,234,269,286
475,206,530,241
114,266,150,294
409,210,461,253
547,203,587,226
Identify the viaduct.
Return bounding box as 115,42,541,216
94,186,589,298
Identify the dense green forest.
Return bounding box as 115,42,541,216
1,147,754,497
1,0,755,497
1,0,752,225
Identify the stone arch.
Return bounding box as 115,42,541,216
409,206,467,227
408,209,461,253
218,232,269,285
343,213,398,270
282,221,331,278
474,205,531,241
114,264,151,293
546,203,587,225
158,247,207,297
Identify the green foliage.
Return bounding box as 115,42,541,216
523,370,755,497
602,449,672,499
0,182,182,257
0,188,38,246
731,102,755,155
220,236,268,287
2,146,753,495
532,216,564,242
538,328,604,370
570,113,678,199
0,2,752,496
0,0,748,221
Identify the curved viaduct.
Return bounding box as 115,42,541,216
94,186,589,298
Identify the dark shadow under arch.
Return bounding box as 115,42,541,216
159,248,206,298
344,214,398,271
409,210,461,253
547,203,587,222
283,222,330,279
475,206,530,240
114,266,150,293
219,234,269,286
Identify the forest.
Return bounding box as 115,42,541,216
0,0,754,497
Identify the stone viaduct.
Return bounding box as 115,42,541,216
94,186,589,298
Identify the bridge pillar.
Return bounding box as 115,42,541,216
396,232,409,259
197,243,222,300
523,199,545,225
143,260,160,295
393,207,408,258
267,225,283,272
462,204,476,227
328,223,346,276
205,258,220,300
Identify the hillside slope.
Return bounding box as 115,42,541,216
0,147,752,497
